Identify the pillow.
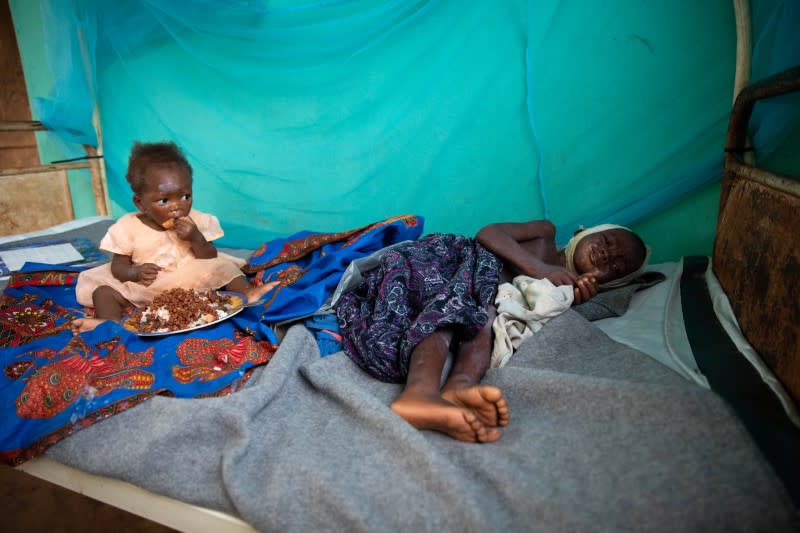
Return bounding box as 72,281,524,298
573,270,666,321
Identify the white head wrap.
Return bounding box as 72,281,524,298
564,224,651,289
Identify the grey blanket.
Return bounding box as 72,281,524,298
47,311,798,532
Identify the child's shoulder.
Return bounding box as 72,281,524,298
188,208,211,218
108,212,145,230
188,208,217,225
99,213,146,253
188,209,224,240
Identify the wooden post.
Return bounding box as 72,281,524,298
76,25,111,217
83,143,107,216
91,105,111,214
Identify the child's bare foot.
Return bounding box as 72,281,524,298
441,384,510,428
242,280,279,304
71,317,107,335
390,391,503,443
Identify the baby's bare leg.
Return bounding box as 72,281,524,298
225,275,278,303
441,305,509,428
390,329,502,443
71,285,128,334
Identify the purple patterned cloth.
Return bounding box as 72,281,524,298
336,234,501,383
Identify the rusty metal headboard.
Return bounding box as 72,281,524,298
712,65,800,406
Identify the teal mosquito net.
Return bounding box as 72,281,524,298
31,0,800,256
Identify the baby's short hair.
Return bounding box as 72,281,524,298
125,141,193,193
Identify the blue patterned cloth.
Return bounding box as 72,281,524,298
243,215,424,336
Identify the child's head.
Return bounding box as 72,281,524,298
564,224,650,288
127,141,195,227
126,141,193,194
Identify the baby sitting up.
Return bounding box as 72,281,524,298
71,141,276,334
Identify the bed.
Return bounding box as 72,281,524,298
3,68,800,532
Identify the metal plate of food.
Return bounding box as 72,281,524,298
121,289,246,336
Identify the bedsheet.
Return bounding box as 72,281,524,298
44,314,798,532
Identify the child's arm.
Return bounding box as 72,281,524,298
110,254,161,286
476,220,577,286
173,216,218,259
478,221,600,304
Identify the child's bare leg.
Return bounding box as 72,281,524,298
441,306,509,428
71,285,128,334
390,328,502,443
225,275,278,303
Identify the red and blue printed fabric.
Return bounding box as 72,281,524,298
0,214,422,466
0,264,277,466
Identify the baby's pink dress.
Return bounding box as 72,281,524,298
75,209,246,307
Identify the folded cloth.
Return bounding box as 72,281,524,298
491,276,573,368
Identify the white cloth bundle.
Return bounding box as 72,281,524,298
491,276,573,368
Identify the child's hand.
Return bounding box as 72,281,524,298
540,265,578,288
173,216,202,242
131,263,161,286
572,273,598,305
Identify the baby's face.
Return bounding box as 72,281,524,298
133,164,193,228
572,229,643,283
